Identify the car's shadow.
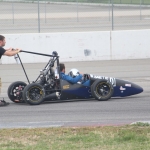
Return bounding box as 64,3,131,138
9,95,143,106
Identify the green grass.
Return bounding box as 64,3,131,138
0,124,150,150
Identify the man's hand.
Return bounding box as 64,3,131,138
15,48,21,53
4,48,21,56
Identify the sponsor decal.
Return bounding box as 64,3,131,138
120,86,126,91
90,74,116,86
63,85,70,89
125,84,131,87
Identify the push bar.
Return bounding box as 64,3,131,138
21,50,58,57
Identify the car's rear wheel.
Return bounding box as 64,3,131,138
23,83,45,105
91,79,114,101
7,81,27,103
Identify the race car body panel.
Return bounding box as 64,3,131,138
60,80,92,100
60,76,143,100
113,79,143,97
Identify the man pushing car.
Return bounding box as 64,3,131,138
0,35,21,106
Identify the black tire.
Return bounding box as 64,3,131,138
91,79,114,101
7,81,27,103
23,83,45,105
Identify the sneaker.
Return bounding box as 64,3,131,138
0,99,9,107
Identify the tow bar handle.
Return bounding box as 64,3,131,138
21,50,58,57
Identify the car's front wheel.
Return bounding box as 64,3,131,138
91,79,114,101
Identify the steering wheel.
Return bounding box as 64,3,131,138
83,74,90,81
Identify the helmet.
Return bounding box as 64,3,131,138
68,68,80,78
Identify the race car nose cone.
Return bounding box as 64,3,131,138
130,84,143,95
136,86,143,93
113,79,143,97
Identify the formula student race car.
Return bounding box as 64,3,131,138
7,51,143,105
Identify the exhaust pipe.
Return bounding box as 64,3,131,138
44,92,60,100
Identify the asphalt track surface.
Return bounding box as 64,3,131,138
0,59,150,128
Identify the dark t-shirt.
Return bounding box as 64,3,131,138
0,47,6,59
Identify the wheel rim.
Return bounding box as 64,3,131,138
12,84,25,102
96,82,111,98
27,86,44,101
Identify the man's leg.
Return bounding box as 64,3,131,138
0,78,9,106
0,98,9,107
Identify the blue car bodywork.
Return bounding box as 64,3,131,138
60,75,143,100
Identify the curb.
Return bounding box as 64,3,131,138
131,121,150,125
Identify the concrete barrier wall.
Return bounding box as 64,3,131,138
112,30,150,60
1,29,150,64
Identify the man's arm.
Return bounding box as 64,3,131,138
5,47,13,51
4,48,21,56
62,74,83,84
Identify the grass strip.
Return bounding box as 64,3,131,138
0,124,150,150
